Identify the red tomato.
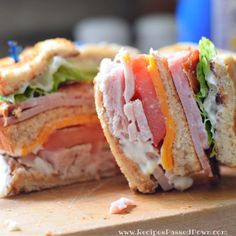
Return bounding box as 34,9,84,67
43,123,105,152
182,49,200,94
132,56,166,148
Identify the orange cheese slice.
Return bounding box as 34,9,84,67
147,55,175,170
21,114,99,156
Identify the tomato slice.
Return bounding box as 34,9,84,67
182,49,200,94
132,56,166,148
43,123,105,152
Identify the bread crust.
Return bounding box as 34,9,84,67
78,43,139,59
94,80,158,193
0,38,79,96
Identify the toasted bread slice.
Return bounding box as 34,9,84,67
154,54,201,176
212,55,236,166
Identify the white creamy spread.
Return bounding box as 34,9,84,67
120,139,158,175
172,176,193,191
166,171,193,191
203,71,219,130
6,56,73,97
30,56,71,91
204,56,227,131
33,157,54,176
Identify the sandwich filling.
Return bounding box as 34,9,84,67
0,56,97,105
167,38,223,176
97,51,194,191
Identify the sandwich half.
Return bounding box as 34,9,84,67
94,49,208,193
95,38,235,193
0,38,127,197
160,38,236,168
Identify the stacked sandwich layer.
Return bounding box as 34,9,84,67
95,38,236,193
0,39,121,197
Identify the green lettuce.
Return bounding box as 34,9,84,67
196,37,217,157
0,61,98,104
196,37,217,100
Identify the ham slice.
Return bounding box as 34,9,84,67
124,100,153,142
99,58,155,144
121,55,136,103
132,100,153,142
99,60,128,138
123,103,139,142
0,92,94,125
168,52,213,176
0,84,94,126
152,165,173,191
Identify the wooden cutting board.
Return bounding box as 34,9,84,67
0,167,236,236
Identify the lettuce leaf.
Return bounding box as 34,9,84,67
52,65,97,92
0,58,98,104
196,37,217,157
196,37,217,100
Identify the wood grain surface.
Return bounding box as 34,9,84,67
0,167,236,236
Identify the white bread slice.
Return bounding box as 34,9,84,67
212,55,236,166
154,54,201,176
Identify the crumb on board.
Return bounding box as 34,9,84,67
80,216,87,220
109,197,136,214
4,219,21,232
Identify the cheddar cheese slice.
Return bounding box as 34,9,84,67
147,55,175,170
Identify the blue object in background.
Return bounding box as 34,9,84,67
8,41,22,63
74,40,84,47
176,0,211,43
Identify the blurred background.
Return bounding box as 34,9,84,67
0,0,235,57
